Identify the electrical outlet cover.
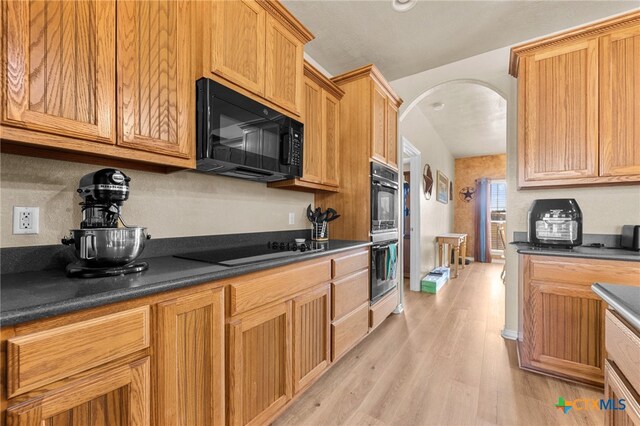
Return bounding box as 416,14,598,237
13,207,39,234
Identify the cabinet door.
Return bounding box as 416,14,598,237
523,39,599,181
265,16,304,115
523,280,606,385
604,361,640,426
301,77,323,184
6,357,150,425
600,26,640,177
210,0,266,96
386,101,399,170
371,83,387,163
117,0,192,159
156,288,225,426
3,0,115,143
293,285,331,394
322,91,340,187
228,302,293,426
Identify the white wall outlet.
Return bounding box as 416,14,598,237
288,212,295,225
13,207,39,234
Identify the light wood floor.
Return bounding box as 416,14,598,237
274,262,604,426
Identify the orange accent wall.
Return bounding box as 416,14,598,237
454,154,506,259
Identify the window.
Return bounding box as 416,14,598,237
490,181,506,251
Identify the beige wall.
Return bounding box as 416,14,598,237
1,153,314,247
454,154,506,256
400,108,455,277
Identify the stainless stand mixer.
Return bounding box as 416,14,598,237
62,169,150,277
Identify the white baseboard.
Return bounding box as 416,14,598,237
501,328,519,340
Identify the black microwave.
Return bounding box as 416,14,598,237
196,78,303,182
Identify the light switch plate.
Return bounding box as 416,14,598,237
13,207,39,234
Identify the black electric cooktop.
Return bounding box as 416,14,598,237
174,241,324,266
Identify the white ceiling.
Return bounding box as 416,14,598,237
417,82,506,157
283,1,639,81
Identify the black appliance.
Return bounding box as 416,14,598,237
528,199,583,248
371,239,399,303
621,225,640,251
77,168,130,229
63,169,149,278
371,162,399,234
174,241,323,266
196,78,303,182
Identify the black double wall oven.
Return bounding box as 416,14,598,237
370,162,399,303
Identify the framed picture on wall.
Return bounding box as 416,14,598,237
436,170,449,204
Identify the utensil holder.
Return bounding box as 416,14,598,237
311,221,328,241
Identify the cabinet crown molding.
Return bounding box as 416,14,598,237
258,0,315,43
303,61,345,100
331,64,403,106
509,9,640,77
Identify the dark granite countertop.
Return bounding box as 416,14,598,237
512,242,640,262
0,239,370,327
592,283,640,330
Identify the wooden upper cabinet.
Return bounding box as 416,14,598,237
510,11,640,188
371,83,388,164
302,77,323,184
210,0,266,96
268,62,343,192
322,91,340,187
117,0,192,159
599,26,640,178
522,39,599,182
6,357,150,426
265,16,304,115
386,101,398,169
2,0,115,143
155,288,225,426
293,285,331,394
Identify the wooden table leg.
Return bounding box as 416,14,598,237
438,242,443,266
460,237,467,269
453,245,460,278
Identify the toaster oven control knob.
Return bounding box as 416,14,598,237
292,244,298,251
300,245,306,252
271,242,279,249
280,242,286,250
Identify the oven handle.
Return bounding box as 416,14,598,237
372,180,399,190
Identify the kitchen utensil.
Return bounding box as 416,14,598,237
62,227,150,267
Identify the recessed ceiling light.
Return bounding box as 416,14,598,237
431,102,445,111
392,0,417,12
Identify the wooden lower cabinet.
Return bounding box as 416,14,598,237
519,255,640,386
604,361,640,426
155,288,225,426
332,302,369,361
227,301,293,426
293,285,331,394
6,357,150,426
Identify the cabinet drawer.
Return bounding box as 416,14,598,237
606,309,640,395
332,249,369,279
369,288,398,331
528,256,640,286
228,258,331,316
7,306,150,398
604,360,640,426
332,302,369,361
332,269,369,321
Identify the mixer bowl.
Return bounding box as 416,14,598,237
62,227,150,267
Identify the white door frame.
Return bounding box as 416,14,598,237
401,137,422,294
